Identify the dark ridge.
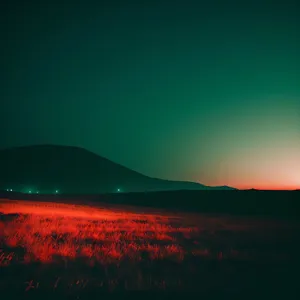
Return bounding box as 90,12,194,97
0,144,237,194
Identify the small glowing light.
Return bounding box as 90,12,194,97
10,189,13,192
117,188,121,192
55,190,59,194
28,190,32,194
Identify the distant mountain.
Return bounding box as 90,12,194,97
0,145,237,194
209,185,238,190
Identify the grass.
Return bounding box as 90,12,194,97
0,199,300,295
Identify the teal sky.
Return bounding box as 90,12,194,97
1,0,300,189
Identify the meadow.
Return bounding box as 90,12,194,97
0,198,300,296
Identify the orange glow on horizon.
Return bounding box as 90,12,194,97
236,185,300,190
203,181,300,190
195,133,300,191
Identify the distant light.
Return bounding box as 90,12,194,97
28,190,32,194
117,188,121,192
55,190,59,194
10,189,13,192
36,191,39,194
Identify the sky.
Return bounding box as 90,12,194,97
1,0,300,190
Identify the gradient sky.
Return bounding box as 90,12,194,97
1,0,300,189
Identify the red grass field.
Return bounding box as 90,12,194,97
1,198,300,294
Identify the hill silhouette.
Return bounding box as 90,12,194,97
0,144,236,194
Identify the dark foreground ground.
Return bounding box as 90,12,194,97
1,189,300,217
0,191,300,298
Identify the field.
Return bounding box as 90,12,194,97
1,198,300,297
